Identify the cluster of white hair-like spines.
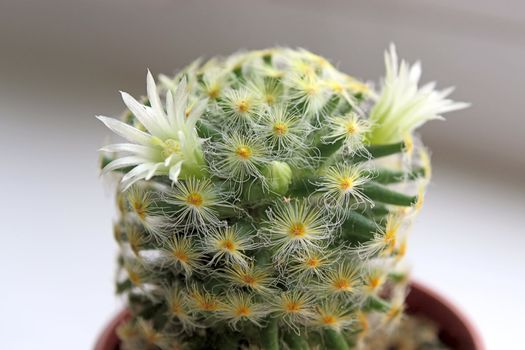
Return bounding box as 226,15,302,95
99,47,465,350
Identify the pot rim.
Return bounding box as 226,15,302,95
408,280,485,350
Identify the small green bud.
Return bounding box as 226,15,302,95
264,161,292,194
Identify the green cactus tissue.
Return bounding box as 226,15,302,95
98,46,467,350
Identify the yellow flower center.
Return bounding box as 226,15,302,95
174,250,189,262
384,229,397,246
273,122,288,136
220,239,236,251
289,223,306,237
186,192,204,207
131,201,147,219
339,177,354,191
200,300,218,311
297,62,315,76
164,139,181,155
236,99,250,113
368,276,382,289
170,303,183,315
285,301,301,313
242,274,257,286
306,257,320,268
236,146,252,159
128,270,141,285
345,121,358,135
305,83,319,96
208,85,220,99
235,306,251,317
358,311,369,331
322,315,337,325
333,278,351,291
152,137,181,158
265,94,276,105
191,291,216,311
330,81,344,94
383,218,401,255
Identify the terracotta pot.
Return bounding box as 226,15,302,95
405,282,484,350
94,281,483,350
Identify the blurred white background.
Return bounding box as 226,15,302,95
1,1,523,349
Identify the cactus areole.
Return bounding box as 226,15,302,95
97,46,468,349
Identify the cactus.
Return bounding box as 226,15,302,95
98,46,467,350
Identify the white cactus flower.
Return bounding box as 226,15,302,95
97,71,208,190
368,44,469,144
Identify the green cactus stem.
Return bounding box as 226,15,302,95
97,46,466,349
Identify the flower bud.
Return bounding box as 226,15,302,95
264,161,292,194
